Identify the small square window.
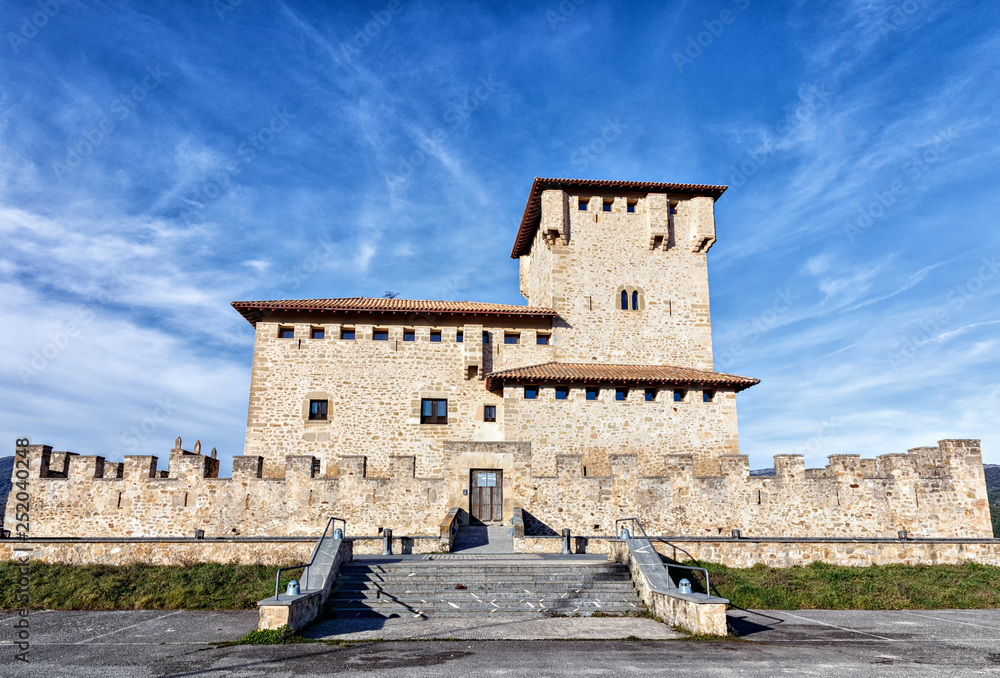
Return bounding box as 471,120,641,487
430,330,442,343
340,327,355,341
310,327,325,339
616,387,628,401
524,385,538,400
482,331,491,344
373,329,389,341
669,205,677,215
703,389,715,403
603,199,612,212
504,333,520,345
645,388,657,402
578,198,589,211
674,388,686,402
278,326,294,339
555,386,568,400
536,334,550,345
484,404,496,422
404,329,415,342
308,399,328,421
456,330,464,343
627,201,636,213
421,398,448,424
586,386,599,401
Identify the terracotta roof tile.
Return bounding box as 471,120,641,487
232,297,558,325
485,361,759,392
511,177,727,258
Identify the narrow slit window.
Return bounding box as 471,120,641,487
483,405,496,422
703,389,715,403
603,199,612,212
674,388,686,402
645,388,657,402
586,386,599,401
524,385,538,400
278,326,294,339
536,333,550,345
555,386,569,400
627,200,636,213
421,398,448,424
482,331,491,344
310,327,325,339
621,290,628,310
456,330,464,343
632,290,639,310
340,327,355,340
403,329,415,342
578,197,589,211
373,329,389,341
308,399,328,420
430,330,442,343
616,387,628,401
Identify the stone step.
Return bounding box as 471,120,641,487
337,572,630,582
340,567,630,576
335,581,636,594
331,600,644,618
333,587,637,601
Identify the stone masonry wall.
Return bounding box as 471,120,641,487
7,439,992,547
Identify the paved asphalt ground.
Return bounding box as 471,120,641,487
3,608,1000,676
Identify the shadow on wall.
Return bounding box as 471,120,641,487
521,509,558,536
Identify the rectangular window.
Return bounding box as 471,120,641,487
703,389,715,402
456,330,464,343
430,330,442,343
482,331,491,344
627,200,636,213
673,388,686,402
616,387,628,401
278,326,294,339
310,327,325,339
420,398,448,424
483,405,496,422
603,199,613,212
586,386,599,401
404,329,415,342
645,388,657,402
373,329,389,341
578,197,589,211
555,386,568,400
504,333,520,345
340,327,355,340
524,385,538,400
308,399,328,421
536,333,550,345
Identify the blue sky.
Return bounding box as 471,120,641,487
2,0,999,473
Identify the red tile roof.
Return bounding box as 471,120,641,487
511,177,728,258
485,362,759,391
232,297,558,325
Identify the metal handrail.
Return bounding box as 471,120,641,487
273,517,346,600
615,517,712,596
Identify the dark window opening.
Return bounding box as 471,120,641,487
586,386,599,401
482,331,491,344
310,327,325,339
627,200,636,213
603,199,612,212
620,290,628,310
616,387,628,401
278,326,294,339
632,291,639,310
430,330,442,343
373,329,389,341
308,399,328,421
674,388,686,402
536,333,550,345
703,389,715,403
340,327,355,340
645,388,657,402
484,405,496,422
555,386,569,400
524,385,538,400
456,330,464,343
404,329,415,342
504,333,520,345
669,205,677,215
421,398,448,424
579,198,589,211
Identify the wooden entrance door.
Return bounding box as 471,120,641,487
470,469,503,524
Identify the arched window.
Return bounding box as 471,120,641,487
632,290,638,310
621,290,628,310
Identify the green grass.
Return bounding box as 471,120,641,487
697,560,1000,610
0,562,284,610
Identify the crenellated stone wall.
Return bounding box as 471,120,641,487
6,438,992,548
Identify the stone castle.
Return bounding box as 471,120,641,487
5,178,994,554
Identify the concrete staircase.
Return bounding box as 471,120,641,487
328,556,644,618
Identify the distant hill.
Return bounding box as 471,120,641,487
0,456,12,525
985,465,999,492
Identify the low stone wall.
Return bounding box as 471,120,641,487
0,538,313,566
258,539,353,632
